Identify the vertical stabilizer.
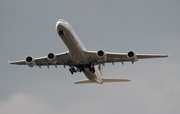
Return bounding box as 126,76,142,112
98,64,103,75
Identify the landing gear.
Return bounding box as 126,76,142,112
69,66,85,75
89,67,95,73
69,62,96,75
78,66,85,72
69,67,76,75
87,62,95,73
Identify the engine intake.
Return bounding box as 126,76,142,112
47,52,57,63
127,51,137,63
97,50,107,61
26,56,35,67
128,51,135,58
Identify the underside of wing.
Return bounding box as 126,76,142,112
136,53,170,59
84,50,169,65
9,60,26,65
9,51,73,67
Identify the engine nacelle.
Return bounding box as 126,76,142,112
26,56,35,67
127,51,138,63
47,52,57,64
97,50,107,61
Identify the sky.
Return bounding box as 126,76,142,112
0,0,180,114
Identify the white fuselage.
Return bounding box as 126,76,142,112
56,19,102,84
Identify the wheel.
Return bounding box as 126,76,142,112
82,68,85,72
92,69,95,73
72,67,76,73
89,67,95,73
79,66,85,72
69,68,73,75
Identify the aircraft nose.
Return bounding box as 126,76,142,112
59,19,65,22
55,21,60,29
55,19,66,29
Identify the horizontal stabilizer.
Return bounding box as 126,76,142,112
102,78,130,83
74,79,93,84
74,78,130,84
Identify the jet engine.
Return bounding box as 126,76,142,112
47,52,57,64
97,50,107,61
26,56,35,67
127,51,138,63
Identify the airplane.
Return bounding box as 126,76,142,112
9,19,169,84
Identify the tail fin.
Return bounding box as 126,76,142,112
98,64,103,75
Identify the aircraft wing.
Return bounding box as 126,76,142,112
85,51,169,65
9,52,73,67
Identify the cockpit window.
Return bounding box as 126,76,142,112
59,19,65,23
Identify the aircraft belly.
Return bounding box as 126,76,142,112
60,30,88,64
84,66,102,84
69,51,88,64
58,22,102,83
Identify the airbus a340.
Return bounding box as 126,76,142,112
9,19,169,84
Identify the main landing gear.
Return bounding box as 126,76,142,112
69,63,95,75
88,62,95,73
89,67,95,73
69,67,76,75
